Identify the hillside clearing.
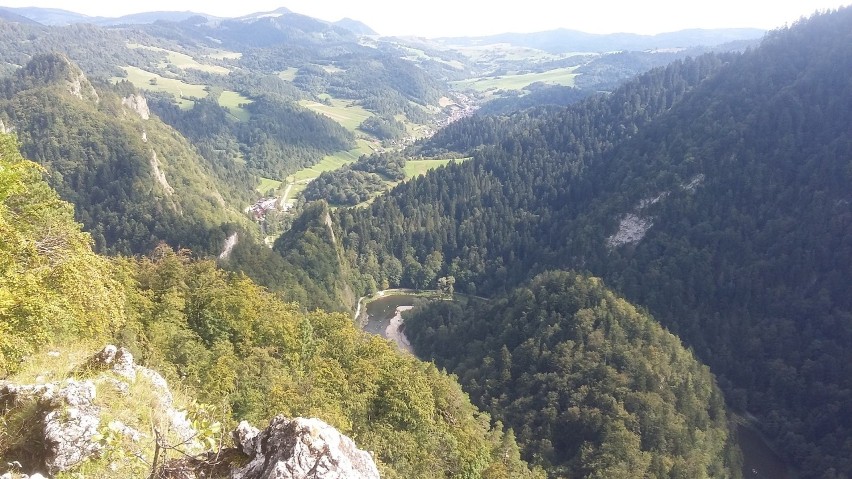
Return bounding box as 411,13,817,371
218,90,252,121
452,66,579,92
116,66,207,109
299,98,374,131
126,43,230,74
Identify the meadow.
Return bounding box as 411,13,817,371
299,97,375,132
290,139,377,182
256,177,283,194
126,43,230,74
218,91,253,121
452,66,578,92
277,68,299,81
403,158,469,178
116,67,252,117
118,66,208,108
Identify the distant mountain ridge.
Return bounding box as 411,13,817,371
439,27,766,52
0,5,762,47
0,6,218,26
0,5,379,35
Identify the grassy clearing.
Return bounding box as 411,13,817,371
290,139,376,182
450,43,560,63
277,67,299,81
127,43,229,74
218,90,252,121
399,46,466,70
206,50,242,60
291,150,358,182
116,66,208,109
299,98,374,131
452,66,578,92
404,158,469,178
321,64,345,74
288,181,308,199
116,66,251,116
256,177,282,194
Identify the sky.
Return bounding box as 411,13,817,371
1,0,849,37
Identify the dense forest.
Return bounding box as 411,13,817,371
0,5,849,479
0,133,543,478
301,152,407,206
318,10,852,478
0,54,252,255
406,271,737,477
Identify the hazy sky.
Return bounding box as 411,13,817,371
2,0,849,37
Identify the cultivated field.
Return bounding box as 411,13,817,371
126,43,230,74
452,66,578,92
299,97,375,132
218,91,253,121
118,66,208,108
256,177,283,194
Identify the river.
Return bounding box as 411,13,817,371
361,293,419,354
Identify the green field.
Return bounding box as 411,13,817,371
399,45,466,70
321,64,345,74
206,50,242,60
299,98,374,131
277,68,298,81
450,43,561,63
404,158,469,178
219,90,253,121
452,66,578,92
127,43,230,74
291,139,376,182
256,177,282,194
117,66,208,108
116,66,251,115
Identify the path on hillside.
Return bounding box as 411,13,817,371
280,182,294,205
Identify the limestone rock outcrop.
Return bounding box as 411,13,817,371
122,93,151,120
1,347,380,479
231,416,380,479
0,380,100,475
0,345,196,476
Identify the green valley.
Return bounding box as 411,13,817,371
1,4,847,479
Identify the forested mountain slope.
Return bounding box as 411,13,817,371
323,9,852,477
0,133,542,478
406,271,736,478
0,54,252,254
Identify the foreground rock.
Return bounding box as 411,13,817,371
0,345,194,477
231,416,380,479
1,346,380,478
0,380,100,476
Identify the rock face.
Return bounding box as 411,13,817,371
122,93,151,120
0,380,101,475
84,345,195,442
0,118,13,134
232,416,380,479
0,345,196,476
2,347,380,479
